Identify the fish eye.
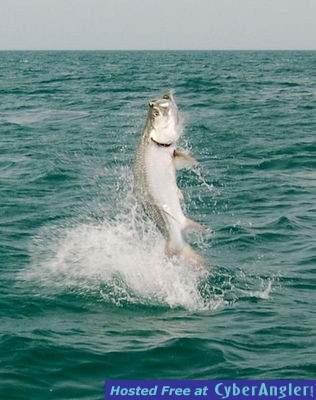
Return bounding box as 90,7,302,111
163,94,170,100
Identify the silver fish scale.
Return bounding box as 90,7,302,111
133,122,171,241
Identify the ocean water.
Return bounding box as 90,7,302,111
0,51,315,399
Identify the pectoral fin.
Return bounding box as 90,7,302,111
173,150,197,170
183,218,206,231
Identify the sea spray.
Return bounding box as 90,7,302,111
22,192,272,311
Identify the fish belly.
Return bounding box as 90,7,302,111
145,144,186,250
134,141,205,266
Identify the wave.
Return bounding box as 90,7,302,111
0,109,89,127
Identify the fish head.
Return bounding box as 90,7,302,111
148,93,183,145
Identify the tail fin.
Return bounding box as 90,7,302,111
165,243,206,268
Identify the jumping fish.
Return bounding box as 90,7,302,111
133,93,204,265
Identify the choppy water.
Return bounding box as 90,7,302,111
0,51,315,399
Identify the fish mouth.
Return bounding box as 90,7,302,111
148,93,178,121
148,101,161,118
146,92,182,143
148,93,173,109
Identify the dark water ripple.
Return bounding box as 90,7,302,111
0,51,316,399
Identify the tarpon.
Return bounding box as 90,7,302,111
133,93,204,265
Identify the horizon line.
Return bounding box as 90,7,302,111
0,48,315,52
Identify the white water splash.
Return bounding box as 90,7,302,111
22,193,275,311
192,164,215,193
21,163,273,311
237,279,273,300
23,207,222,311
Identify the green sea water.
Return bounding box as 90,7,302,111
0,51,315,399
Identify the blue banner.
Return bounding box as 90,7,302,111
105,380,315,400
